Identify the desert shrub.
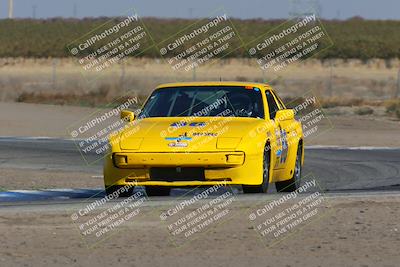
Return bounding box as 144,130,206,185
354,106,374,115
320,97,364,108
235,76,248,82
385,99,400,118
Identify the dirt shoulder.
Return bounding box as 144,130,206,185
0,168,103,190
308,114,400,147
0,102,95,138
1,102,399,147
0,193,399,267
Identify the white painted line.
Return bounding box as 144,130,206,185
9,190,49,194
0,188,105,202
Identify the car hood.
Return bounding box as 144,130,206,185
117,117,265,152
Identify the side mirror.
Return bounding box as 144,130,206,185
120,110,135,122
275,109,294,122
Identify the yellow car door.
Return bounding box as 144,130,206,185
264,89,286,170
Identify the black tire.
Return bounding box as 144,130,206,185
276,143,302,192
105,185,134,198
145,186,171,196
242,147,270,194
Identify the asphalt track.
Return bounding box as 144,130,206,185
0,137,399,203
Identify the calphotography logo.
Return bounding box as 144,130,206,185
157,183,238,247
157,9,243,72
246,13,333,81
246,174,330,248
67,7,154,81
66,92,143,164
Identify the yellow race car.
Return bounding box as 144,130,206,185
104,81,304,196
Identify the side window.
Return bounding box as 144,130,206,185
271,90,286,109
265,90,280,120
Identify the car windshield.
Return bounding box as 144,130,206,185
139,86,264,119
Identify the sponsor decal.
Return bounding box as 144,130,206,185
170,122,206,127
168,142,188,147
165,132,192,141
165,132,191,147
192,132,217,137
280,130,288,163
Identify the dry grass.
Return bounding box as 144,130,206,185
16,86,146,108
16,87,115,107
1,57,399,107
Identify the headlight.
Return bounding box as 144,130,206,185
119,137,143,150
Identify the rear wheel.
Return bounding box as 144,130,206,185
276,143,302,192
145,186,171,196
105,185,134,198
243,147,270,194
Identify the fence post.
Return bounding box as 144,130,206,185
396,69,400,98
327,60,333,97
52,59,57,90
120,61,125,92
192,65,196,81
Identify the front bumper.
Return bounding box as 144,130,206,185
104,151,263,186
113,151,245,168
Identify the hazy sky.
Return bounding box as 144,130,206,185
1,0,399,20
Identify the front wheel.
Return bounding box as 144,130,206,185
276,144,302,192
243,148,270,194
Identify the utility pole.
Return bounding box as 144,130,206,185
288,0,301,18
309,0,322,17
32,5,37,18
73,3,77,18
289,0,321,18
336,9,341,20
8,0,14,19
